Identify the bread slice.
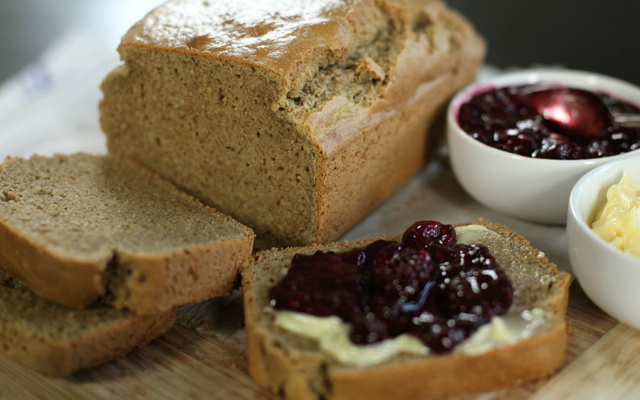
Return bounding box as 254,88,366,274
0,267,175,378
242,221,571,400
0,153,254,313
100,0,485,249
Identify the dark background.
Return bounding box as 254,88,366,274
0,0,638,85
448,0,640,86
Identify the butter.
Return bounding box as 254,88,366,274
455,224,501,245
273,308,548,365
454,308,548,355
591,174,640,257
273,311,428,367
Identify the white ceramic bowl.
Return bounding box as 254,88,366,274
567,155,640,329
447,68,640,224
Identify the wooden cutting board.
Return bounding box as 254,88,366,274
1,158,637,400
1,281,638,400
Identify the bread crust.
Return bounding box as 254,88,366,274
109,236,253,314
9,309,176,378
316,8,486,243
328,324,566,400
0,225,106,308
0,154,254,313
243,221,571,399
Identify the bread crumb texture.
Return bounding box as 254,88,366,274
0,154,254,312
0,154,244,252
101,0,485,248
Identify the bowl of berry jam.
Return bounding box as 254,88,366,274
447,68,640,224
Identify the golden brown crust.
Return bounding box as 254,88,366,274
316,67,477,243
243,221,571,400
118,0,461,84
118,0,355,82
0,226,106,308
110,236,253,314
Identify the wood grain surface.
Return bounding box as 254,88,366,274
1,281,637,400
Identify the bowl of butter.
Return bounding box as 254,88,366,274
568,154,640,329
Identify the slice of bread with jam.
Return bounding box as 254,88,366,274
242,221,570,400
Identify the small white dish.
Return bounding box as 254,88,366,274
567,155,640,329
447,68,640,224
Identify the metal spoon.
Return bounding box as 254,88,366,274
524,87,640,139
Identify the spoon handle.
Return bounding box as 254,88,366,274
612,113,640,127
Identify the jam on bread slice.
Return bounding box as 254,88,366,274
243,221,570,400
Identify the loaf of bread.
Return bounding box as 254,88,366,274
0,153,254,313
0,268,175,378
242,221,571,400
100,0,485,248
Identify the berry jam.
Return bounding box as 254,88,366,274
457,85,640,159
269,221,513,354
